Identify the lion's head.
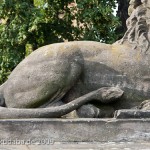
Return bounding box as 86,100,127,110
119,0,150,53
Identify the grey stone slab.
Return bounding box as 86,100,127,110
0,145,28,150
0,142,150,150
28,142,150,150
114,110,150,119
0,119,150,143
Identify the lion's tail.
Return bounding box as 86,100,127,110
0,90,97,119
0,87,123,119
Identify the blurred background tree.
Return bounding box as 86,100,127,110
116,0,129,39
0,0,124,84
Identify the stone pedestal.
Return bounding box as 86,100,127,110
0,118,150,143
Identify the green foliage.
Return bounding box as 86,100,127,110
0,0,39,83
74,0,119,43
0,0,120,84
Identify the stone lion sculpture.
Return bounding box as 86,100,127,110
0,0,150,119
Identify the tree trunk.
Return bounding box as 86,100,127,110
116,0,129,39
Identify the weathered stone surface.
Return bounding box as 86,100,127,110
0,142,150,150
76,104,100,118
0,0,150,118
114,109,150,119
117,0,149,52
96,105,115,118
0,87,123,119
138,99,150,110
77,104,115,118
0,119,150,142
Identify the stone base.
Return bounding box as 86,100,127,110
114,110,150,119
0,142,150,150
0,119,150,144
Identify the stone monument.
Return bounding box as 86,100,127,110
0,0,150,119
0,0,150,145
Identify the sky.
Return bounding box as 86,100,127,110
113,3,118,16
